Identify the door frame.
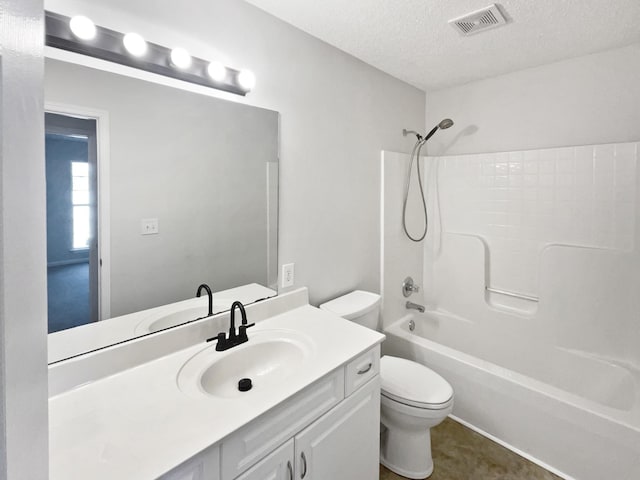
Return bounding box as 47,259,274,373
45,102,111,320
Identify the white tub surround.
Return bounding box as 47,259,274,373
381,141,640,479
383,313,640,480
49,288,384,480
421,142,640,367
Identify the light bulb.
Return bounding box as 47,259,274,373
207,61,227,82
69,15,96,40
170,47,192,69
238,69,256,91
123,32,147,57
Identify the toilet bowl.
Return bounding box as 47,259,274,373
319,291,454,479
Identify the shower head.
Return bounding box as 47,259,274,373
403,119,454,143
438,118,454,129
423,118,455,142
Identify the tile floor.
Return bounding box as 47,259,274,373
380,418,562,480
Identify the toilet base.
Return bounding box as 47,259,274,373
380,422,434,479
380,456,433,479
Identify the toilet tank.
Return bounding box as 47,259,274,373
319,290,381,330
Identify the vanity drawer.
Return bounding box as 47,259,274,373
344,345,380,397
221,368,344,479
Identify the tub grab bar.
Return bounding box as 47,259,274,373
485,287,538,302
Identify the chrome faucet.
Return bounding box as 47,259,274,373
196,283,213,317
406,301,425,313
207,301,255,351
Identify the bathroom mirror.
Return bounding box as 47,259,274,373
45,57,279,363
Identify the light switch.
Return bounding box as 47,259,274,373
282,263,295,288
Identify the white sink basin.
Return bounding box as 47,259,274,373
177,329,315,399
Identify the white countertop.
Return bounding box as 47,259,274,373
49,304,384,479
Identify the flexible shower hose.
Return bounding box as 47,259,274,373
402,139,428,242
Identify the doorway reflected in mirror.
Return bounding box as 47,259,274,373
45,113,99,333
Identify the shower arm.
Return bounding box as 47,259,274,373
402,129,423,142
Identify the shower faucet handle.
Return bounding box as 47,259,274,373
402,276,420,298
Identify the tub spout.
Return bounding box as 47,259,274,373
405,301,425,313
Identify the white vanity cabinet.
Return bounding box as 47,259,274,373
227,346,381,480
49,296,385,480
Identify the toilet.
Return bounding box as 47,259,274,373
320,290,454,479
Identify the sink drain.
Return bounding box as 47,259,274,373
238,378,252,392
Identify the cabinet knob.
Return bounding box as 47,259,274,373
300,451,307,479
287,460,293,480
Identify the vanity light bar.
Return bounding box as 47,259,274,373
45,11,250,96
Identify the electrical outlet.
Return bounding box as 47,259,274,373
282,263,295,288
141,218,159,235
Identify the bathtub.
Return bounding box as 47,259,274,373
383,311,640,480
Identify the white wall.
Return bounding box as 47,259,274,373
425,43,640,156
45,0,426,306
0,0,49,478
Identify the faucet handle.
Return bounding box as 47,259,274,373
215,332,230,351
402,276,420,297
207,332,227,343
237,323,255,342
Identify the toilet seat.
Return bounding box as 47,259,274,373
381,390,453,410
380,356,453,410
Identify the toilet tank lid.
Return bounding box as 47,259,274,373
380,356,453,407
319,290,381,320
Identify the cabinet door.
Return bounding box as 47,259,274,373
294,376,380,480
235,440,294,480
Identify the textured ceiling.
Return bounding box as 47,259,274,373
245,0,640,91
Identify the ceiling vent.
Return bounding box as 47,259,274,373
449,4,508,36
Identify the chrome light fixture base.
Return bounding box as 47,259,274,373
45,11,251,96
